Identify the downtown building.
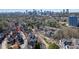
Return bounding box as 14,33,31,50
68,16,79,27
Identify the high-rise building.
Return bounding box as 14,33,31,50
68,16,78,27
66,9,69,14
63,9,65,14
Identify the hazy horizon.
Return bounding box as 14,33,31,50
0,9,79,13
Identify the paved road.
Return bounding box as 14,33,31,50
20,31,28,49
1,37,8,49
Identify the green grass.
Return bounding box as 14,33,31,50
48,43,59,49
44,38,49,44
44,38,59,49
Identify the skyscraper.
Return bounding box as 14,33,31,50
66,9,69,14
63,9,65,14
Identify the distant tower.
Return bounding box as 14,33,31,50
66,9,69,13
40,9,42,16
66,9,69,16
66,9,69,14
26,10,28,15
63,9,65,14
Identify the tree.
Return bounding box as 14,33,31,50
35,41,40,49
0,20,8,32
46,20,60,28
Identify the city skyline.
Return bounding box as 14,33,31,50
0,9,79,13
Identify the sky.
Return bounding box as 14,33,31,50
0,9,79,13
